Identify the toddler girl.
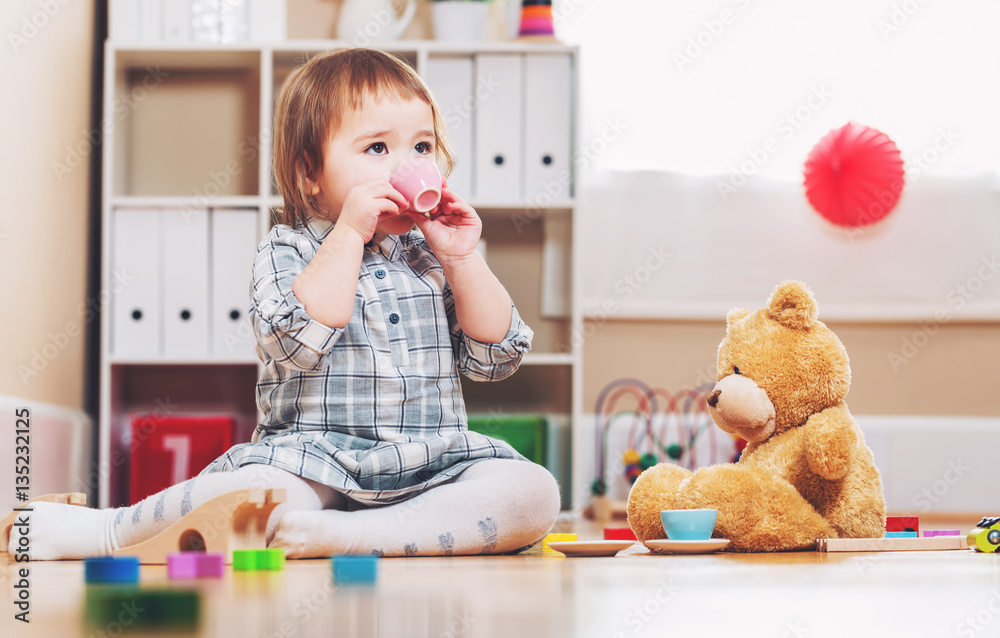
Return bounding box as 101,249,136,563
14,48,559,560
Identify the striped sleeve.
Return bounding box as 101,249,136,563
250,229,343,371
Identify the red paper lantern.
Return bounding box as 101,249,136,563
803,122,905,228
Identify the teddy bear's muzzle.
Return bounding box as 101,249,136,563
707,374,777,442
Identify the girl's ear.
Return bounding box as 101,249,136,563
298,160,321,196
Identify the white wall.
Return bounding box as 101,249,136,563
0,0,96,409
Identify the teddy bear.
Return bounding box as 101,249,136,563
627,281,886,552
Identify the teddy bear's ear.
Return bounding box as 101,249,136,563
767,280,818,330
726,307,751,328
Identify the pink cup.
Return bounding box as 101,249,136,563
390,158,443,214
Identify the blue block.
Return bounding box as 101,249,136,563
85,557,140,584
884,531,918,539
332,555,378,585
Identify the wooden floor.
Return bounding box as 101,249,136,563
3,514,997,637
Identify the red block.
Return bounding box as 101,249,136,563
129,414,234,505
604,527,637,541
885,516,919,534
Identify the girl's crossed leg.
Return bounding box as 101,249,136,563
272,459,561,557
9,459,560,560
12,464,338,560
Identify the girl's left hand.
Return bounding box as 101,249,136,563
408,178,482,262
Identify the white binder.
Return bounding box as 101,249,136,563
162,0,192,43
474,54,523,202
210,209,259,359
139,0,163,42
162,208,210,358
108,0,140,42
524,53,573,203
112,209,162,358
248,0,287,41
423,55,475,200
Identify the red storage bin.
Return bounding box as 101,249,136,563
128,414,234,505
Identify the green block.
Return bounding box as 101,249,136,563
233,548,285,571
467,414,547,465
85,588,199,630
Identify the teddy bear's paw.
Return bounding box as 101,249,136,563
626,463,692,542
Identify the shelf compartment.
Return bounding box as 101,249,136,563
111,49,261,197
106,363,258,507
461,364,571,415
480,215,572,355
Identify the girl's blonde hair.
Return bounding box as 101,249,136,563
272,48,455,228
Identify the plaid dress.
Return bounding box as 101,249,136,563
201,215,533,505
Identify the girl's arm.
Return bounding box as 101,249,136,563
293,178,407,329
410,184,511,343
438,252,513,344
292,225,365,329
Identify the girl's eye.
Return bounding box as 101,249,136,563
365,143,387,155
733,366,741,375
415,141,433,154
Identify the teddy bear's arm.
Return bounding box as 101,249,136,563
804,403,858,481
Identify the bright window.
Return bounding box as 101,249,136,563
557,0,1000,182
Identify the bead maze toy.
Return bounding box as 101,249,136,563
967,516,1000,553
1,492,87,553
113,488,286,564
587,379,729,523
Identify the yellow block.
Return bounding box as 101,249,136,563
542,533,578,556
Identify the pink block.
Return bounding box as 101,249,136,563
923,530,961,537
168,552,225,579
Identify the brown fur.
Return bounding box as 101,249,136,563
627,281,886,552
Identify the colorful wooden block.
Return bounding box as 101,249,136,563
923,530,961,537
85,588,199,630
84,557,140,584
603,527,637,541
542,533,577,549
885,516,919,534
233,548,285,571
884,531,918,538
167,552,225,579
332,555,379,585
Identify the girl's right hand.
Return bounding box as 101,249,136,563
337,178,409,242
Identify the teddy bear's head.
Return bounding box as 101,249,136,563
707,281,850,442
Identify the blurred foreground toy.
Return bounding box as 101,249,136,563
85,556,140,584
85,588,199,631
233,548,285,571
168,552,225,579
332,555,378,585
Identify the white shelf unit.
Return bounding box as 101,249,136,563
99,40,582,509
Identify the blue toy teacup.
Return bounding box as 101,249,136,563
660,509,718,541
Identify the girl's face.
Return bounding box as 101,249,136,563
310,95,437,235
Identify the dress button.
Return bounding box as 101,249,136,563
375,269,386,279
389,313,400,324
